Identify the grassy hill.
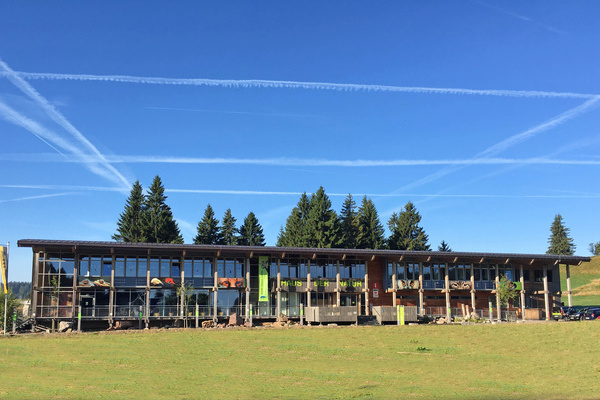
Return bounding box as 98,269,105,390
560,255,600,306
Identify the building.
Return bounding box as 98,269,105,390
18,239,590,328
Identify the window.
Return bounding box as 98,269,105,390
102,258,112,277
150,258,160,277
422,264,431,281
138,257,148,278
325,262,337,279
193,258,203,278
448,265,456,280
160,258,170,277
432,264,442,281
171,260,180,278
534,270,542,282
523,269,530,282
474,267,481,281
184,258,193,278
457,265,465,281
126,257,137,277
481,266,489,281
275,261,284,278
489,266,496,281
90,257,102,277
115,258,125,277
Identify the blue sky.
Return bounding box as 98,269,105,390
1,1,599,281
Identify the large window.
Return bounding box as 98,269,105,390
217,258,244,278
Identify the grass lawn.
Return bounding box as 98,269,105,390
1,323,599,399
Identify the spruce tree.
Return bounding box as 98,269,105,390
438,240,452,252
339,194,360,249
387,201,430,251
220,209,238,245
357,196,385,249
546,214,575,255
143,176,183,244
194,204,223,245
238,212,266,246
277,192,311,247
305,186,340,248
113,180,147,242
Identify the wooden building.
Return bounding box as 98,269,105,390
18,239,590,328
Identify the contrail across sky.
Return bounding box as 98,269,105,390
3,70,597,99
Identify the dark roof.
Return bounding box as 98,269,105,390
17,239,590,265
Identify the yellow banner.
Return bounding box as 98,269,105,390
0,246,7,294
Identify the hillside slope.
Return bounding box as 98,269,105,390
560,256,600,306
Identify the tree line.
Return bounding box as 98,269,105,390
114,176,596,256
114,178,445,250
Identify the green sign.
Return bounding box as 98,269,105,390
258,256,269,302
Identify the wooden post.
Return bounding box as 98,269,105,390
276,259,281,320
418,263,424,316
470,264,476,315
566,264,572,307
31,252,40,332
245,258,251,322
392,271,397,307
445,266,451,322
109,254,115,327
364,263,369,316
543,266,550,321
495,264,501,322
306,263,312,307
336,261,341,307
213,267,218,322
519,265,526,321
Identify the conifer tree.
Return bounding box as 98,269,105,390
387,201,430,251
357,196,385,249
143,176,183,244
339,194,360,249
113,180,147,242
305,186,340,248
238,212,266,246
546,214,575,255
194,204,223,245
277,192,311,247
438,240,452,252
220,209,238,246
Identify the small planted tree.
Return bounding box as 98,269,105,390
497,275,518,312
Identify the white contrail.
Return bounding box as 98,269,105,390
0,59,130,189
3,70,596,99
394,96,600,193
0,101,71,157
0,192,78,204
2,184,599,198
2,153,600,166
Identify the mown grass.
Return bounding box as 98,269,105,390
1,323,599,399
560,256,600,306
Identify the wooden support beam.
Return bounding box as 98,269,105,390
342,254,347,261
554,259,559,265
312,253,317,260
281,252,285,259
147,249,151,255
479,257,485,264
216,250,221,257
529,258,535,265
453,257,458,263
182,250,186,257
110,248,115,255
370,254,376,262
399,255,404,262
426,256,431,262
504,258,510,264
577,261,583,266
249,251,253,258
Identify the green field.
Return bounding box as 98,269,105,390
561,256,600,306
1,323,599,399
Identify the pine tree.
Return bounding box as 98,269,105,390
113,180,147,242
546,214,575,255
339,194,360,249
142,176,183,244
238,212,266,246
277,192,311,247
387,201,430,251
220,209,238,246
357,196,385,249
589,242,600,256
194,204,223,245
438,240,452,252
305,186,340,248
